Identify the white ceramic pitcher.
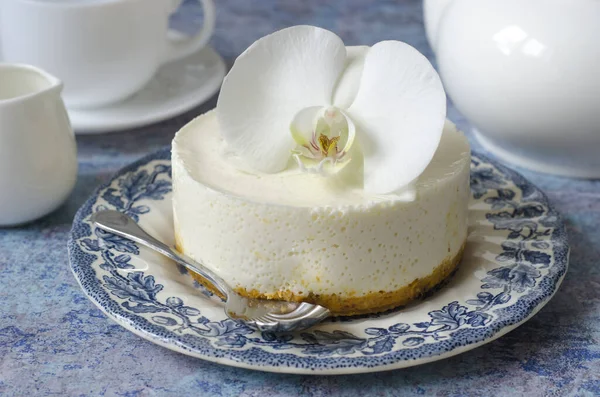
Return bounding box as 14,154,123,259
0,64,77,226
424,0,600,178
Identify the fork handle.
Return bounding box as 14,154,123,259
91,210,231,299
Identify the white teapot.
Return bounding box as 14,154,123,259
424,0,600,178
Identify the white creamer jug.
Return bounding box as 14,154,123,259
0,64,77,226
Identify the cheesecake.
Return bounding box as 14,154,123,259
172,111,470,315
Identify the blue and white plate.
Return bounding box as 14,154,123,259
68,148,568,374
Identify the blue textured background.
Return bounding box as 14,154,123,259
1,1,599,395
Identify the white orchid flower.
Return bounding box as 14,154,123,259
217,26,446,194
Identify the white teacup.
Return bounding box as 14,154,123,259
0,0,215,109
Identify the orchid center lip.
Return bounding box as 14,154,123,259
290,106,356,175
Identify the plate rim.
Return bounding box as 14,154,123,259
67,147,569,374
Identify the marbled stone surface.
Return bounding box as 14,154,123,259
1,1,599,396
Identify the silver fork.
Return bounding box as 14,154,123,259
91,210,330,332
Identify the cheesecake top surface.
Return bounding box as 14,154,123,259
172,111,470,208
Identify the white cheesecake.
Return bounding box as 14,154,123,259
172,110,470,316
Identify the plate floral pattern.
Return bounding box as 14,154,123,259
68,148,568,374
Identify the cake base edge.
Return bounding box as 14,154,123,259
176,234,466,317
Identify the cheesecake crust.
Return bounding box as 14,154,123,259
177,232,465,316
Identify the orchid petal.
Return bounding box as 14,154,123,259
333,46,370,109
347,41,446,194
217,26,347,173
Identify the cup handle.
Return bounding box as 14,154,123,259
163,0,216,64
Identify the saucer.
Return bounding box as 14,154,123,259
69,46,226,134
68,149,568,374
